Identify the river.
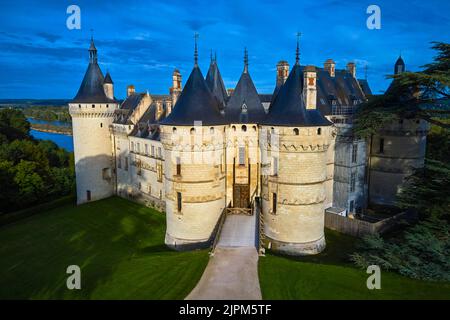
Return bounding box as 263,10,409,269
28,118,74,152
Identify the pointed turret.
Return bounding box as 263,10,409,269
160,36,224,126
394,55,405,74
104,71,113,84
205,53,228,111
225,49,265,123
72,37,115,103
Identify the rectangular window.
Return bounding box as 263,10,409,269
151,145,155,157
158,147,162,158
239,147,245,166
118,157,122,169
350,172,356,193
125,157,129,171
177,192,182,212
273,157,278,176
147,185,151,195
145,144,149,155
136,143,140,153
272,193,277,214
351,144,358,164
157,162,163,182
176,157,181,176
131,142,134,152
379,138,384,154
86,190,91,201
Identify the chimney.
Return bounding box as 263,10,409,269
170,69,182,105
227,88,234,96
346,62,356,78
276,60,289,87
127,85,135,97
303,65,317,110
324,59,335,77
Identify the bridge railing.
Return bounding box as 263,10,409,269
209,202,231,256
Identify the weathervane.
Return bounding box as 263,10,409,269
296,32,301,64
194,32,199,66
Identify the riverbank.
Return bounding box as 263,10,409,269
31,123,72,136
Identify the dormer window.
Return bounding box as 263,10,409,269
241,102,248,113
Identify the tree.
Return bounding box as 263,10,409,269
354,42,450,137
0,109,30,142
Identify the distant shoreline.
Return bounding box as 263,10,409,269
31,125,73,136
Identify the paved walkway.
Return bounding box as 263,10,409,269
186,214,262,300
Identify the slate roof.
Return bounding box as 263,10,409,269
104,72,113,84
205,60,228,110
263,63,331,127
160,66,225,126
114,93,147,124
358,79,372,96
225,70,266,123
72,39,116,104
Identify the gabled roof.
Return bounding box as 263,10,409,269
225,71,265,123
114,93,147,124
160,66,225,126
72,39,116,104
205,60,228,109
263,63,331,127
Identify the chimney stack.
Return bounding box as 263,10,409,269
127,85,135,97
276,60,290,87
324,59,336,77
303,65,317,110
170,69,182,105
346,62,356,78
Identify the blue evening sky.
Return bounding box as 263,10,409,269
0,0,449,99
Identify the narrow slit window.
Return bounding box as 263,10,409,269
177,192,182,212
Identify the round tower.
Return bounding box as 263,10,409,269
368,56,428,206
69,38,118,204
160,39,227,249
261,42,334,255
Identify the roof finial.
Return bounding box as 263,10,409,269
194,32,199,67
244,47,249,73
296,32,301,65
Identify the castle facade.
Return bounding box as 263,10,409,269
69,38,427,255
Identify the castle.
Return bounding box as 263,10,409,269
69,37,428,255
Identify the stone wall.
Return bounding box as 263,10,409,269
69,103,118,204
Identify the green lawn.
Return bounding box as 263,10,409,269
259,229,450,299
0,197,209,299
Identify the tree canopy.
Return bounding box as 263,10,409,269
354,42,450,137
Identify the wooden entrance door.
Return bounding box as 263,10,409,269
233,184,249,208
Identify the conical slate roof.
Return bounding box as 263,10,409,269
104,72,113,84
225,71,265,123
160,66,225,126
72,39,115,104
263,63,331,127
205,60,227,109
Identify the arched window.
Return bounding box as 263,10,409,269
78,104,81,108
293,128,299,135
252,126,257,132
100,123,103,128
172,127,177,133
190,128,195,134
210,127,214,134
242,125,247,132
232,125,236,131
92,104,95,108
106,104,109,108
317,128,322,135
